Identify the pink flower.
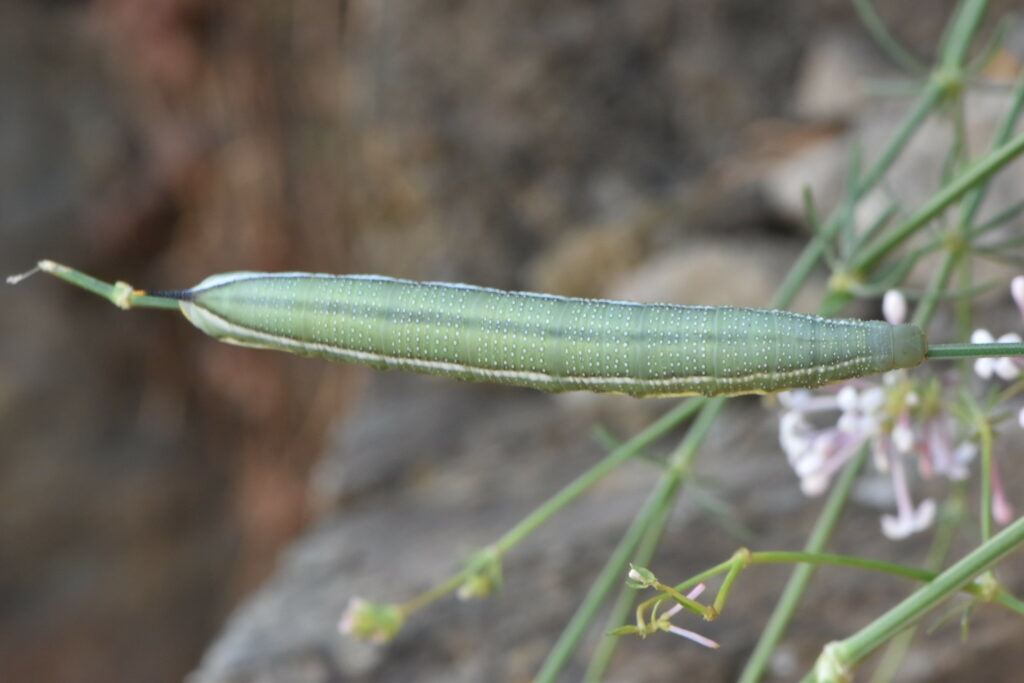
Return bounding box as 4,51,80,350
659,584,720,649
879,444,937,540
919,414,975,481
778,384,885,497
777,374,960,540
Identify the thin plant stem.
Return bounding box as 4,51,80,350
534,399,725,683
581,481,678,683
956,238,976,352
852,0,927,74
537,471,671,683
939,0,989,71
912,249,959,328
401,399,705,618
868,495,965,683
8,260,183,310
737,445,870,683
742,552,1020,613
845,129,1024,284
773,85,942,311
958,66,1024,230
492,398,704,557
808,511,1024,681
972,197,1024,237
657,547,1022,616
927,342,1024,359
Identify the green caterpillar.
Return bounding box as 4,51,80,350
10,261,927,397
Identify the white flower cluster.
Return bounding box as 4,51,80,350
778,376,950,539
972,277,1024,428
777,281,1022,540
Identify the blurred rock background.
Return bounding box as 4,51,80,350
3,1,1024,682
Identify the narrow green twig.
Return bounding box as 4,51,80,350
926,342,1024,359
810,511,1024,681
847,129,1024,280
535,399,725,682
7,260,182,311
737,446,870,683
852,0,927,73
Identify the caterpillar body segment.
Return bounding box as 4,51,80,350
179,272,927,397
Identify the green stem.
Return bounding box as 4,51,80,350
955,242,975,353
958,62,1024,230
926,342,1024,359
582,481,679,682
534,399,725,683
939,0,989,71
663,547,1021,615
405,399,705,621
868,495,963,683
746,551,1020,612
538,477,670,683
849,129,1024,278
911,250,959,328
10,260,183,310
852,0,926,73
813,511,1024,680
493,398,704,557
773,86,942,312
737,445,870,683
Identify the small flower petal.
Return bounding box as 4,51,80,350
882,371,902,386
778,389,811,409
993,494,1014,526
971,329,995,344
994,358,1021,381
942,442,976,481
1012,275,1024,314
880,513,911,540
880,499,936,540
800,470,831,497
883,290,908,325
860,387,886,413
779,412,813,463
666,625,720,649
892,422,915,453
836,385,859,413
990,461,1014,526
912,498,937,530
872,436,891,472
686,583,707,600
